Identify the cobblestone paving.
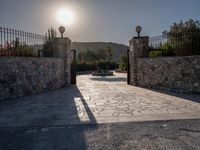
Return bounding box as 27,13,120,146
0,73,200,127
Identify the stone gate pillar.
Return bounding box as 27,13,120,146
52,37,71,85
129,36,149,86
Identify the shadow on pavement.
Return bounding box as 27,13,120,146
141,86,200,104
0,85,97,150
90,76,127,82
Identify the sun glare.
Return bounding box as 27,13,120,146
57,8,74,26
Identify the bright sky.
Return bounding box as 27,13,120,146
0,0,199,45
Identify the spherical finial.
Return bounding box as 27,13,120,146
135,26,142,37
59,26,65,38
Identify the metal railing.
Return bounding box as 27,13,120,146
149,32,200,57
0,27,45,57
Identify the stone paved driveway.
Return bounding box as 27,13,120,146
0,73,200,127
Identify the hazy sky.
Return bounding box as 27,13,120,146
0,0,199,45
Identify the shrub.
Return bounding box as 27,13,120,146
0,40,36,57
76,62,97,72
43,27,57,57
149,43,175,58
76,61,118,72
118,55,127,71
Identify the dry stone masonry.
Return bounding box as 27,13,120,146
0,57,65,101
129,36,200,94
52,37,72,85
129,37,149,86
137,56,200,94
0,37,72,101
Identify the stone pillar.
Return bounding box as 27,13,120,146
129,36,149,86
52,37,71,85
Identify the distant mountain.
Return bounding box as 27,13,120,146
72,42,128,61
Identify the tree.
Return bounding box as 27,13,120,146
76,47,116,71
77,52,83,63
163,19,200,56
84,49,97,62
77,49,97,63
119,54,127,71
107,46,113,61
43,27,57,57
96,48,107,60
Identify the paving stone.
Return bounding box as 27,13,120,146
0,73,200,127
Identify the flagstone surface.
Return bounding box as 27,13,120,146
0,73,200,127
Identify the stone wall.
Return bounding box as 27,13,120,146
129,37,149,85
0,57,65,101
52,38,72,85
136,56,200,94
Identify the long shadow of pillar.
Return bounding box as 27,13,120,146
71,49,77,85
62,85,97,149
78,90,97,124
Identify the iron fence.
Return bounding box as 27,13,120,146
0,27,45,57
149,32,200,57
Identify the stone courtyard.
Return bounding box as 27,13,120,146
0,72,200,127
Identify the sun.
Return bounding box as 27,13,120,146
57,8,74,26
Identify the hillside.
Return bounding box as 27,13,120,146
72,42,128,61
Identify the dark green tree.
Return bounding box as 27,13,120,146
43,27,57,57
84,49,97,62
163,19,200,56
119,54,127,71
107,46,113,61
77,52,83,63
96,48,108,60
76,47,116,71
